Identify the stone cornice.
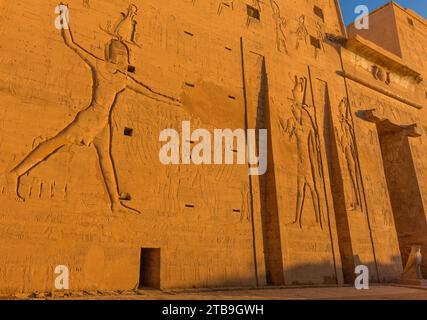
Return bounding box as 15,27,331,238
345,35,422,81
338,70,424,110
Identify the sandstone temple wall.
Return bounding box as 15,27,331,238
0,0,425,294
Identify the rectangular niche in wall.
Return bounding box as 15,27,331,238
310,36,321,49
124,127,134,137
139,248,161,289
246,5,260,21
376,124,425,271
314,5,325,22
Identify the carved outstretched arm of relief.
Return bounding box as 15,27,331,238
59,7,99,67
126,75,182,106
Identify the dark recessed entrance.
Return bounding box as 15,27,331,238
139,248,161,289
376,121,426,272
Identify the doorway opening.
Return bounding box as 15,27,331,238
376,120,426,273
139,248,161,289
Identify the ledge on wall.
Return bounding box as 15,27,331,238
337,70,424,110
345,35,423,82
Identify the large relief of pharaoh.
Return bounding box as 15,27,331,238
335,98,364,212
280,75,326,229
2,4,181,214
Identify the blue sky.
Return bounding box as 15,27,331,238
339,0,427,25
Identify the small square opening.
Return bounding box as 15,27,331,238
407,17,414,27
139,248,161,289
127,65,136,73
314,5,324,21
310,36,321,49
124,127,134,137
120,193,132,201
247,5,260,21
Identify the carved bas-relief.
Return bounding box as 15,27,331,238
372,65,391,85
400,245,427,286
1,4,181,214
280,76,326,229
217,1,234,16
100,3,140,47
336,98,363,211
294,15,308,50
270,0,288,54
314,22,325,59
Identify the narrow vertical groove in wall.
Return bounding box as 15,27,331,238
307,67,339,284
338,53,381,282
328,106,356,284
261,60,285,286
254,57,276,285
240,37,259,287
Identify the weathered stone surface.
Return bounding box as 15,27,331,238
0,0,425,294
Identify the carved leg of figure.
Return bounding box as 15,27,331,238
282,40,288,54
308,183,323,229
5,135,68,201
93,125,140,215
292,178,306,228
279,38,288,54
345,146,361,210
351,146,364,209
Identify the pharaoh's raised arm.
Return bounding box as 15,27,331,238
58,4,99,67
57,4,73,46
60,23,75,49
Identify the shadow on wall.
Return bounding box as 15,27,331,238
0,234,406,294
356,109,427,276
284,257,403,286
255,58,285,286
162,259,404,288
377,124,427,276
